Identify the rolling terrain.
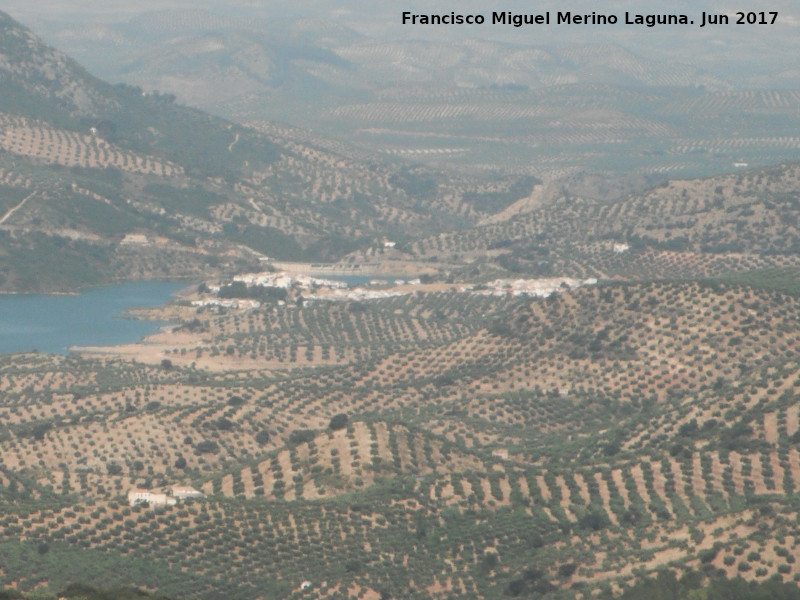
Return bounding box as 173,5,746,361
5,275,800,598
4,7,800,600
0,10,521,292
21,6,800,179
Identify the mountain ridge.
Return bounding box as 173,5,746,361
0,9,522,292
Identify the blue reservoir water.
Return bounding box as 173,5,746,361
0,281,185,355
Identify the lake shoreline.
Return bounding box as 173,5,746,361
0,280,188,356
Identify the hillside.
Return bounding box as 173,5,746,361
27,7,800,179
6,9,800,293
0,10,518,292
1,277,800,598
376,162,800,285
5,7,800,600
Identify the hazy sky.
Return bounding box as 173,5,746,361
4,0,799,84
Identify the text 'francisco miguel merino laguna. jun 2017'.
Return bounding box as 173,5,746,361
400,11,780,28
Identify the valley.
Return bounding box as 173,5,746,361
1,5,800,600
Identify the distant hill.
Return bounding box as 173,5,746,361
0,10,517,292
7,8,800,600
386,161,800,284
28,8,800,179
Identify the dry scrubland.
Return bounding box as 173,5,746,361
4,279,800,598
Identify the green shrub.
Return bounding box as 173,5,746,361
195,441,219,454
329,414,349,431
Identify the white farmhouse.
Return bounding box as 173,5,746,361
127,489,177,507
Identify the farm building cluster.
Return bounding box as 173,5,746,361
127,486,204,507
